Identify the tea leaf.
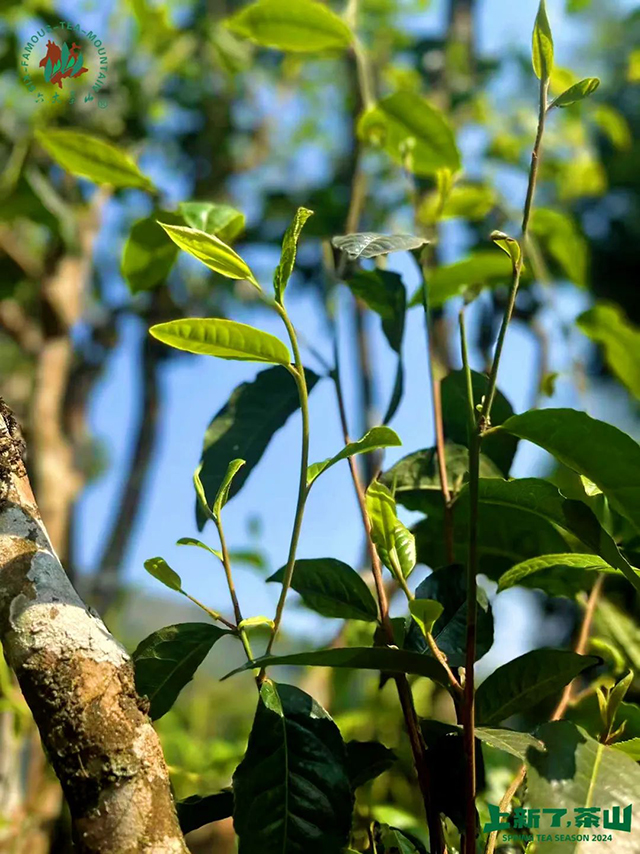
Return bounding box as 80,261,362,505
475,728,544,760
577,302,640,400
176,537,223,560
476,650,598,726
158,223,258,285
213,458,245,520
121,213,181,293
267,558,379,621
232,681,353,854
196,366,319,528
176,791,233,835
133,622,228,719
224,646,451,686
150,318,291,364
550,76,600,108
274,206,313,300
307,426,401,485
366,481,416,578
178,201,245,242
226,0,353,52
408,599,444,637
499,409,640,532
332,232,427,260
532,0,554,81
410,250,513,308
35,128,154,191
144,556,182,592
345,740,397,789
358,92,461,176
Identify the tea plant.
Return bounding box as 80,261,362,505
32,2,640,853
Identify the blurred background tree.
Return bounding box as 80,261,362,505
0,0,638,851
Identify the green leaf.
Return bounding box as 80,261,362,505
366,481,416,579
476,650,599,726
490,230,521,268
410,250,514,309
464,476,640,594
121,213,181,293
239,615,275,631
525,721,640,853
530,208,588,287
358,92,461,176
346,270,407,423
499,408,640,532
274,206,313,301
550,76,600,108
595,599,640,674
577,302,640,399
611,737,640,761
382,443,503,513
223,646,450,686
378,825,424,854
532,0,554,81
232,681,353,854
196,366,319,528
149,318,290,364
178,201,245,242
308,426,401,485
133,622,228,719
499,553,640,597
475,727,544,760
176,791,234,834
212,458,245,520
408,599,443,637
35,129,154,191
415,565,494,666
144,556,182,592
345,740,396,789
267,558,378,621
332,232,427,261
442,370,518,475
176,537,222,560
226,0,353,53
414,496,570,581
158,222,258,285
418,182,496,225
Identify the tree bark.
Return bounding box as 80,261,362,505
0,399,187,854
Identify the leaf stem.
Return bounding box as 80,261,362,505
263,302,311,664
181,591,237,631
214,517,255,663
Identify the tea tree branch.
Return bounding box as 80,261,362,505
214,517,255,663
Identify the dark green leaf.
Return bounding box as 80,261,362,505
308,426,401,485
223,646,450,687
382,443,502,513
550,77,600,108
176,791,234,834
345,740,397,789
133,623,228,720
267,558,378,622
416,565,493,666
332,232,427,261
525,721,640,854
532,0,554,81
226,0,353,52
476,650,599,726
442,370,518,475
499,408,640,532
178,201,245,242
346,270,407,423
150,318,290,364
499,553,640,597
358,92,461,176
35,128,154,191
158,223,258,285
232,681,353,854
274,206,313,300
121,213,181,293
196,366,319,528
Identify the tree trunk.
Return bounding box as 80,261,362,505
0,399,187,854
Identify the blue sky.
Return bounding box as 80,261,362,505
67,0,636,665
